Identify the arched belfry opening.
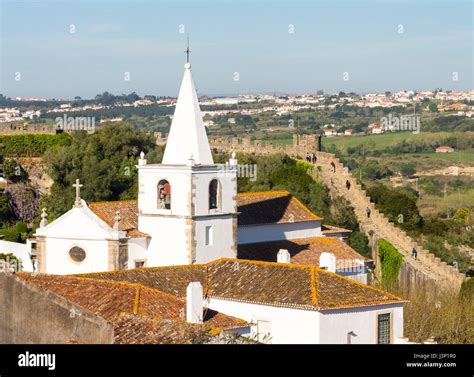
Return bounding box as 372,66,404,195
157,179,171,210
209,179,220,210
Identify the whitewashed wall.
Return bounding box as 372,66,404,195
140,216,189,266
44,238,109,275
127,237,148,268
208,298,403,344
318,303,404,344
194,216,236,263
208,298,319,344
238,220,322,244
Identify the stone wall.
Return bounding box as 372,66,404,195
314,152,466,292
0,123,58,135
209,137,466,291
0,273,114,344
208,134,321,157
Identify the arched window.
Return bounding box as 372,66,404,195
209,179,220,210
157,179,171,210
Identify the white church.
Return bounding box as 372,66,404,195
1,56,409,344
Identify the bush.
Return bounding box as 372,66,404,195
347,231,371,258
378,239,404,289
0,221,30,243
0,134,71,157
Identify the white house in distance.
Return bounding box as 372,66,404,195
324,129,337,137
2,55,408,344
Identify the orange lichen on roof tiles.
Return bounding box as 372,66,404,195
79,258,402,311
206,258,402,310
237,190,321,226
15,272,248,344
78,264,209,298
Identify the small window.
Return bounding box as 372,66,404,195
157,179,171,210
209,179,220,210
135,260,146,268
377,313,391,344
69,246,86,263
205,225,213,246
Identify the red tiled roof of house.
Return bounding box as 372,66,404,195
80,258,403,311
15,272,248,344
238,237,370,267
236,190,321,226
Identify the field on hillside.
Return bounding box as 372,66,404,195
322,131,458,153
418,189,474,216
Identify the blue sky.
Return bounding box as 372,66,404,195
0,0,472,99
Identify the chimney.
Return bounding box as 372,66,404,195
320,252,336,273
186,282,203,324
277,249,291,263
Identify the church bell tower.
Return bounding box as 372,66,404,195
137,45,238,266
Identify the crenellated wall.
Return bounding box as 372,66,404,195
209,138,467,292
314,152,466,292
208,134,321,157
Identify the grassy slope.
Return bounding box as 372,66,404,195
322,131,458,153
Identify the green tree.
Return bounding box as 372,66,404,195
428,102,438,113
400,162,416,178
42,123,160,218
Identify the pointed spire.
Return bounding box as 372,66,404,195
162,44,213,165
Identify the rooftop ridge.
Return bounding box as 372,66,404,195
75,262,208,278
237,190,290,197
88,200,137,206
315,266,404,302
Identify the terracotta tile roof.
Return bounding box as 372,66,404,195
88,200,149,238
237,190,321,226
112,314,201,344
78,265,208,298
238,237,370,267
81,258,403,311
321,224,351,235
16,272,247,344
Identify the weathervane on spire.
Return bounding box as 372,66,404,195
185,36,191,63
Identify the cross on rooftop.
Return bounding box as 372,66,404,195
73,179,83,208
